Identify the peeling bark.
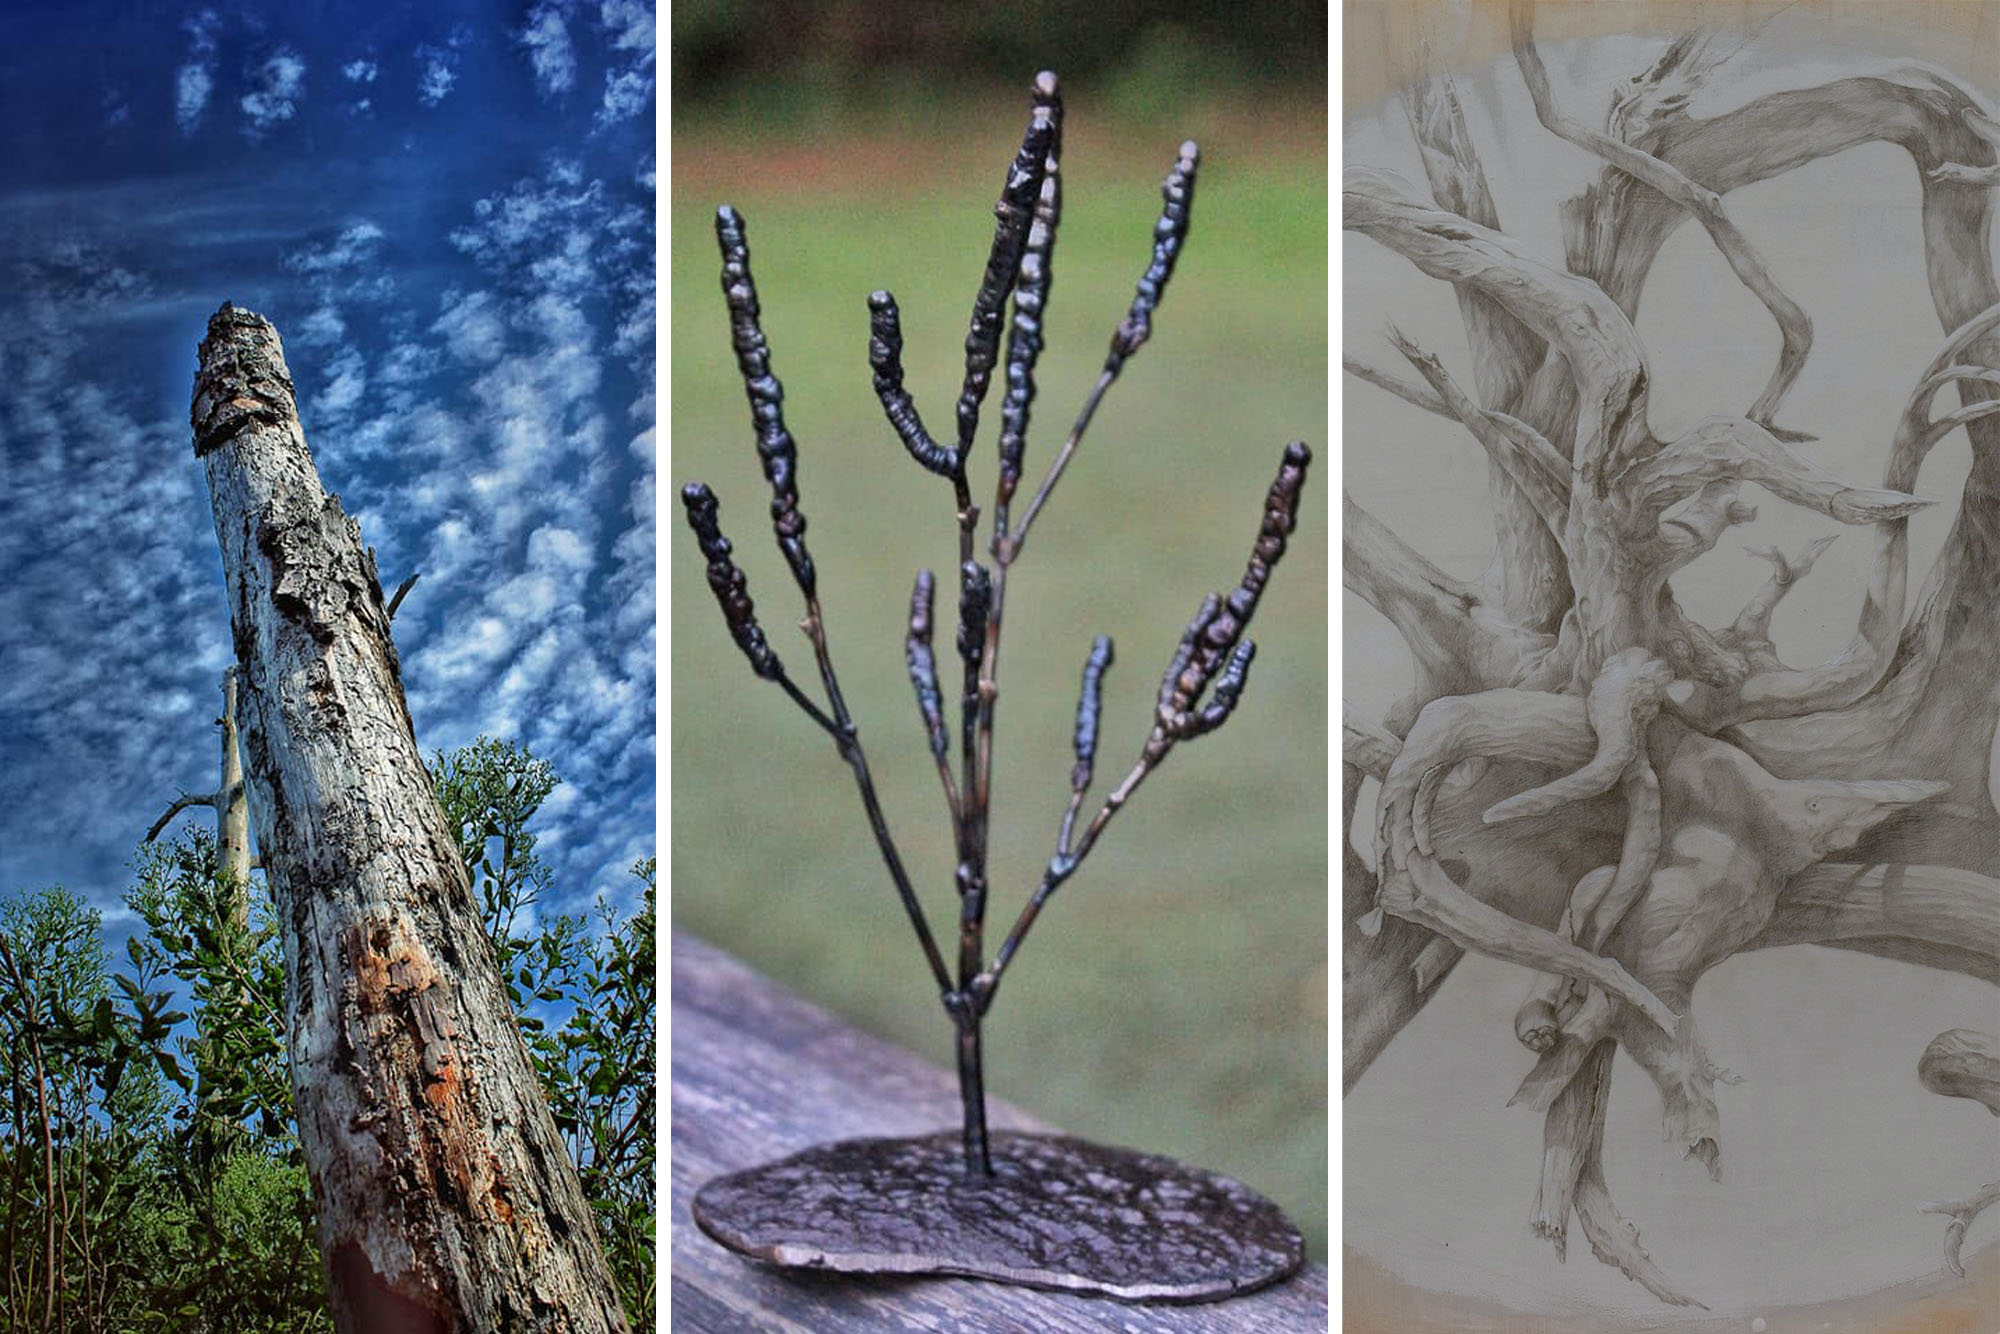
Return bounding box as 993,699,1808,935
191,305,627,1334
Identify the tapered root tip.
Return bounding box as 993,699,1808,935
1515,1000,1560,1052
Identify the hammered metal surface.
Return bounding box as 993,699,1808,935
690,1130,1304,1304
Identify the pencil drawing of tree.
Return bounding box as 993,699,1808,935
1345,1,2000,1305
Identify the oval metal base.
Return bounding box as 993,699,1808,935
690,1130,1304,1304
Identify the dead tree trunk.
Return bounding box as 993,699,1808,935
216,666,252,898
190,303,628,1334
148,666,258,928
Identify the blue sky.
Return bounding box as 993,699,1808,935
0,1,655,928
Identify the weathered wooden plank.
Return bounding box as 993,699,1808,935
670,933,1329,1332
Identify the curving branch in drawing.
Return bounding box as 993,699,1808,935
1345,1,2000,1304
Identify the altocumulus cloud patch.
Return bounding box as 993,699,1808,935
0,0,654,936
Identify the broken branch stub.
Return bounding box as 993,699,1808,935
191,304,627,1334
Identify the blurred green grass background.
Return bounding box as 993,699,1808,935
669,34,1328,1257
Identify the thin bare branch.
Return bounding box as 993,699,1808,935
145,790,220,843
1632,418,1931,527
1385,330,1570,538
1008,140,1200,550
1343,356,1451,417
1514,1,1812,433
1345,167,1653,479
385,572,419,619
1921,1180,2000,1277
1727,536,1837,648
975,442,1311,1009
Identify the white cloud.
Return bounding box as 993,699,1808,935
176,64,214,133
521,1,576,96
343,58,378,83
415,29,471,108
175,9,223,134
432,289,508,366
240,50,307,134
0,249,232,904
315,347,368,420
593,0,654,127
598,68,651,126
416,49,458,106
286,221,386,274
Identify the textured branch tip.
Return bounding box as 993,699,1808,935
1072,635,1113,789
954,85,1058,455
681,483,781,681
906,570,948,760
715,204,816,595
998,80,1065,512
1108,140,1200,370
1155,442,1310,745
868,290,961,479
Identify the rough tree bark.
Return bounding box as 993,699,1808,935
190,304,628,1334
1346,3,2000,1303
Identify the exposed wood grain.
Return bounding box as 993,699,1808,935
670,934,1328,1332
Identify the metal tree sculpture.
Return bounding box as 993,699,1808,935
682,72,1312,1302
1346,1,2000,1306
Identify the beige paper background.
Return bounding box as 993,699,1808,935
1345,2,2000,1328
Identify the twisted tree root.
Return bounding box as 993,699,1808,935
1917,1028,2000,1276
1529,1038,1706,1306
1484,649,1674,824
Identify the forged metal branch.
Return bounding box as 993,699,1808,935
905,569,959,824
1009,141,1202,550
869,292,964,487
974,442,1311,1012
1057,636,1114,856
994,75,1064,530
955,75,1058,458
716,206,817,599
681,484,789,691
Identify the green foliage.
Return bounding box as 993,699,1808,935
0,739,654,1329
432,735,559,971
